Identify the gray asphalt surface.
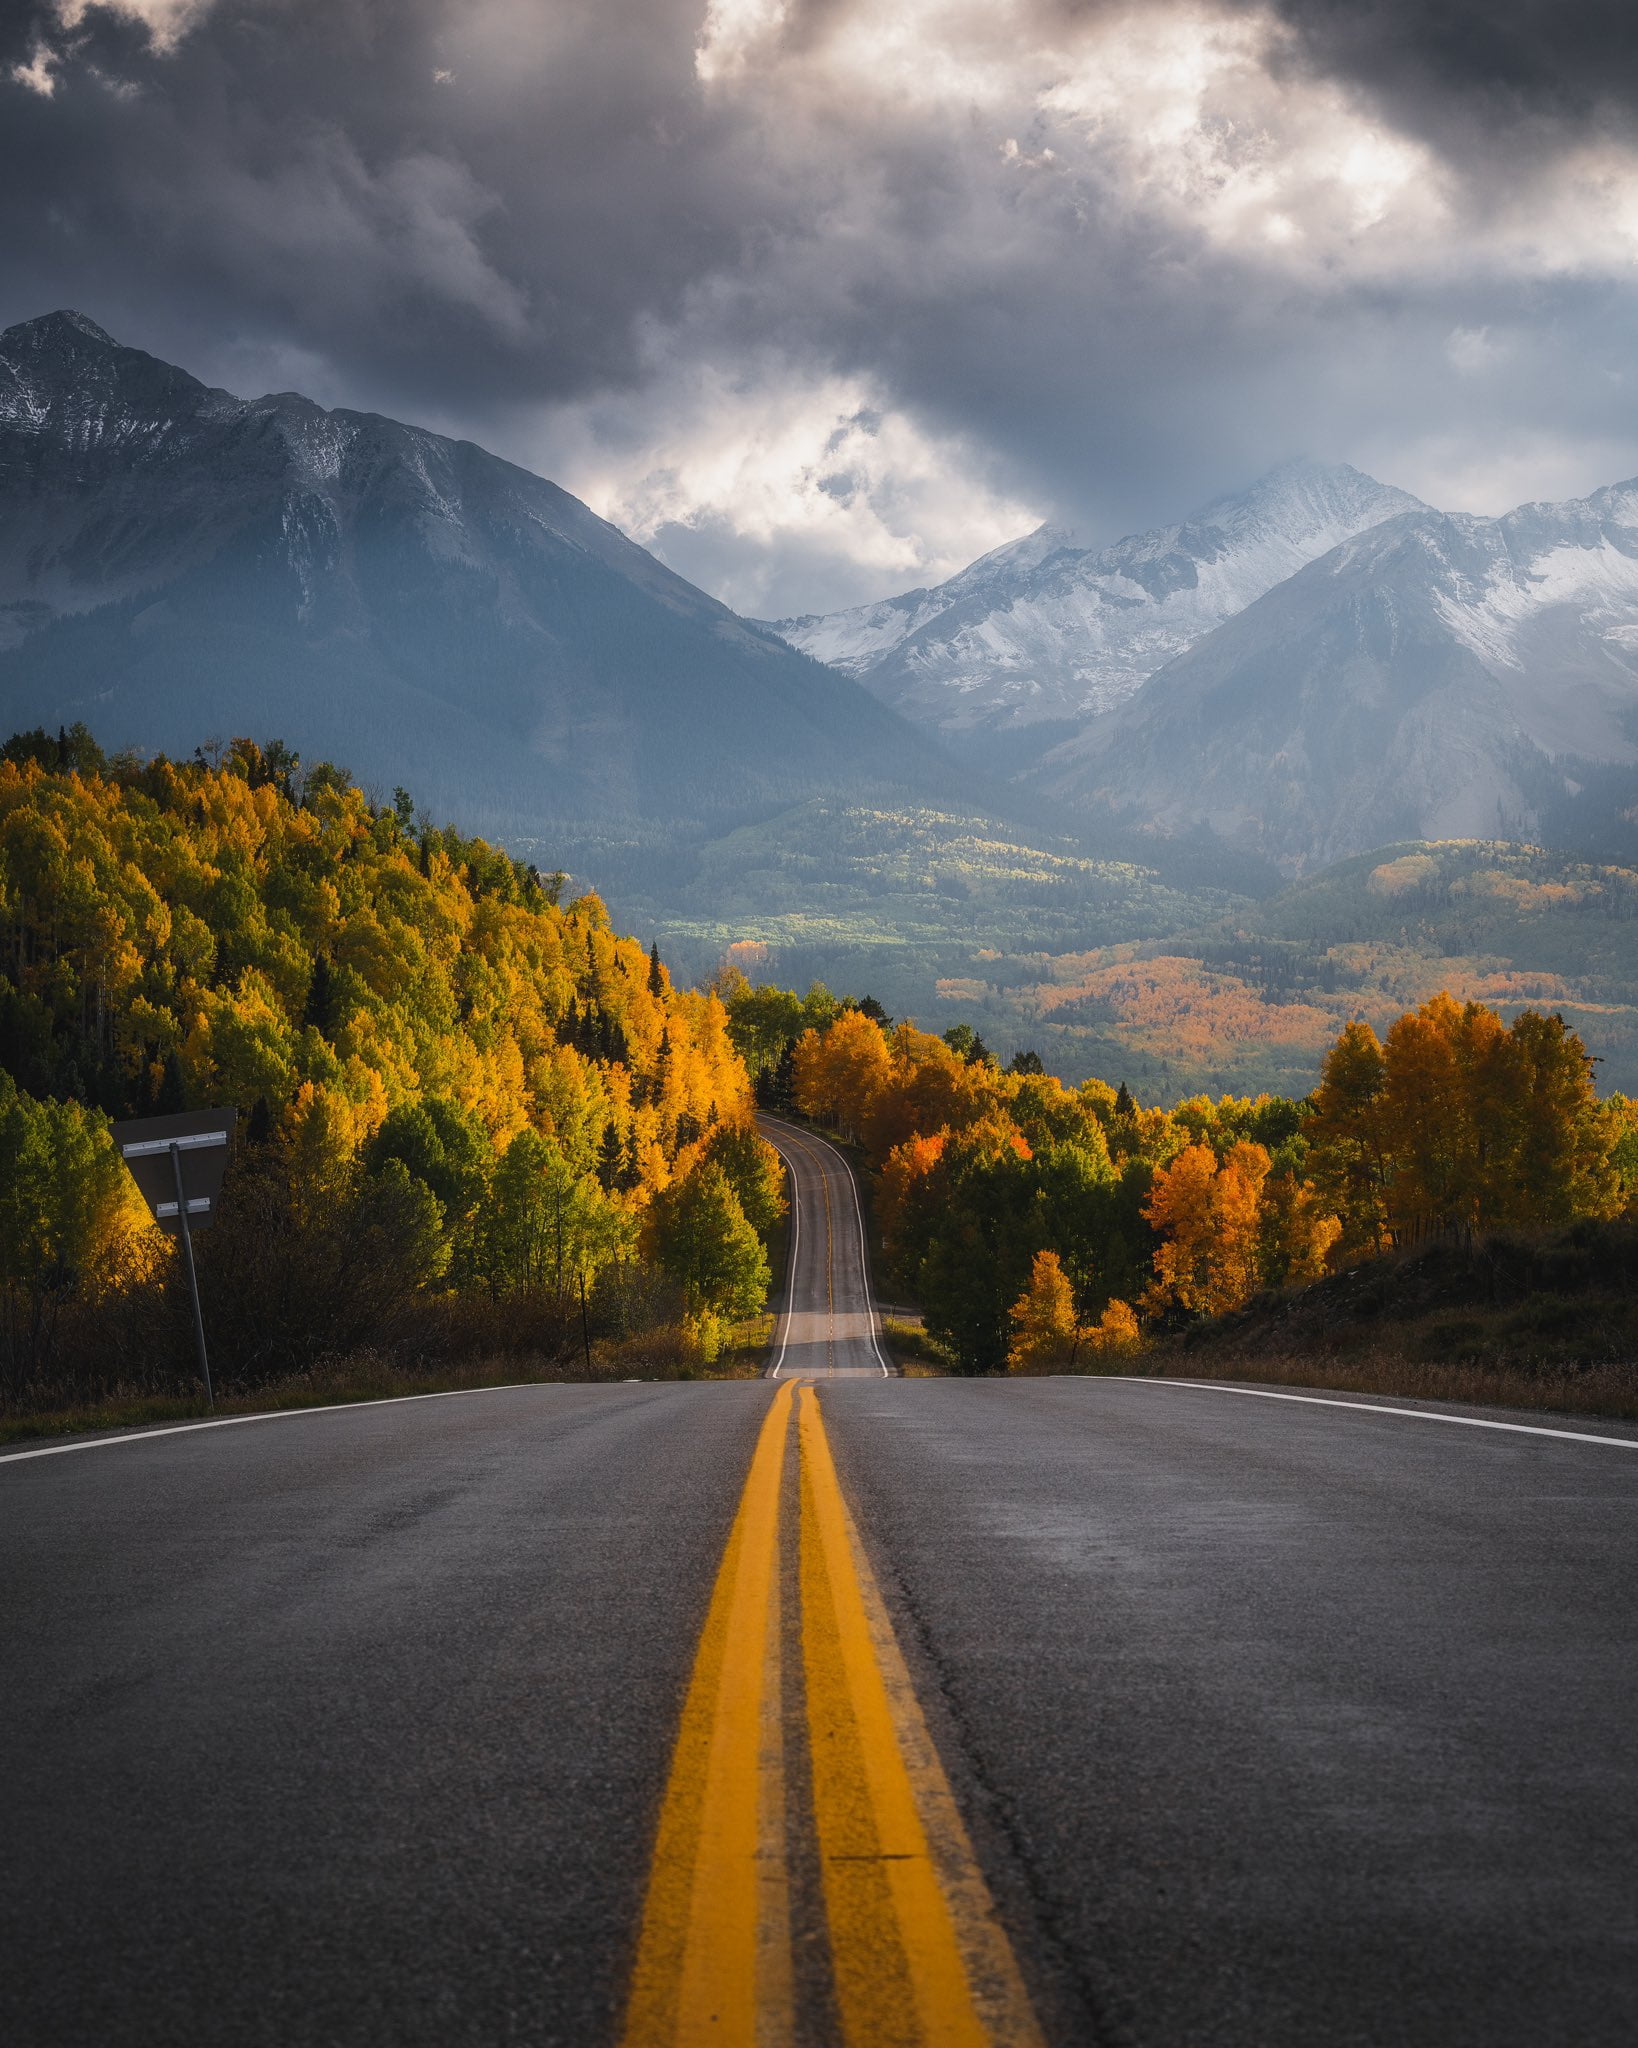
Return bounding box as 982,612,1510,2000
823,1375,1638,2046
760,1114,891,1377
0,1384,772,2047
6,1135,1638,2045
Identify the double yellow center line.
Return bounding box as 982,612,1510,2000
620,1381,1043,2047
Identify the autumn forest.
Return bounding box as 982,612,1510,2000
5,725,1638,1422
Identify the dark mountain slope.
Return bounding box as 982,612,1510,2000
0,312,955,838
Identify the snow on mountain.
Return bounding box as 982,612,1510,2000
766,461,1425,742
1034,481,1638,870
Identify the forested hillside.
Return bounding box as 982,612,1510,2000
725,978,1638,1377
852,838,1638,1101
0,728,782,1413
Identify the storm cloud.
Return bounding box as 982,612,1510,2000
5,0,1638,613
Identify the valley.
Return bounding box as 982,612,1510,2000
12,309,1638,1104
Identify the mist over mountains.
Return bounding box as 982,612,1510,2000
0,311,952,844
776,460,1638,873
769,462,1423,757
9,305,1638,926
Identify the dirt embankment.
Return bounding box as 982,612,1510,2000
1159,1219,1638,1419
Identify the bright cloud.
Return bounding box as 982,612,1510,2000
53,0,216,50
528,351,1040,615
6,0,1638,609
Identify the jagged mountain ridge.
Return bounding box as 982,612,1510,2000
767,461,1424,744
0,311,955,839
1034,484,1638,870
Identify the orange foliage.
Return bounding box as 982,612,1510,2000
1145,1140,1272,1319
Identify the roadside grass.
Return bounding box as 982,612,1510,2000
1141,1348,1638,1422
712,1311,777,1380
0,1325,777,1448
882,1313,954,1376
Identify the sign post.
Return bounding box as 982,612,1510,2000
111,1109,237,1409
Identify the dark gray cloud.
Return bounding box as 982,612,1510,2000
1263,0,1638,135
5,0,1638,613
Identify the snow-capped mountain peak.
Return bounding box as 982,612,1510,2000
765,460,1425,745
1030,474,1638,871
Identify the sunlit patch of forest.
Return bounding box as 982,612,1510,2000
723,972,1638,1401
0,728,784,1421
529,798,1262,1037
679,821,1638,1101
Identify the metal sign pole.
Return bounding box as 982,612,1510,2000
170,1140,214,1410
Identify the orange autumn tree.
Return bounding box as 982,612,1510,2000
1144,1139,1272,1320
1307,994,1617,1250
1007,1248,1143,1373
1007,1249,1079,1373
729,969,1632,1369
790,1006,892,1140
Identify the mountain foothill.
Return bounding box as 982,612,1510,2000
8,307,1638,1094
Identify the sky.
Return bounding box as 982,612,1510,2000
4,0,1638,617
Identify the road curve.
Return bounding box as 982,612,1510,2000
758,1114,891,1378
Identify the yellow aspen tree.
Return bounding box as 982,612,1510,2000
1144,1139,1272,1319
1083,1298,1142,1356
1007,1249,1080,1374
1142,1142,1219,1318
1307,1018,1390,1258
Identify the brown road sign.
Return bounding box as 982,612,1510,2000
111,1109,238,1232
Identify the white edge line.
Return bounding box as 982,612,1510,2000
0,1379,581,1466
1092,1376,1638,1451
764,1117,890,1378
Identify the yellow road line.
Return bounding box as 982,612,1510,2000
798,1384,1045,2048
620,1381,795,2048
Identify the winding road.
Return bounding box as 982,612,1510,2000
3,1125,1637,2044
761,1115,891,1378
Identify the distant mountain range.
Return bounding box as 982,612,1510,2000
0,311,951,842
768,461,1422,744
1036,484,1638,869
10,307,1638,899
773,460,1638,871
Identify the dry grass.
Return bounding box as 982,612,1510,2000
881,1312,953,1375
0,1326,771,1449
1143,1348,1638,1421
1133,1219,1638,1422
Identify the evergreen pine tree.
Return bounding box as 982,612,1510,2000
303,956,335,1036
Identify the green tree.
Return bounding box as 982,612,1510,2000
0,1074,143,1396
471,1129,631,1299
649,1163,769,1320
367,1097,492,1230
697,1121,787,1242
1307,1018,1390,1257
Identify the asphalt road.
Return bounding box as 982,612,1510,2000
4,1131,1637,2044
760,1114,891,1378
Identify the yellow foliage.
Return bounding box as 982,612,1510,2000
1007,1249,1078,1374
0,748,754,1227
1144,1140,1272,1319
1084,1298,1141,1355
